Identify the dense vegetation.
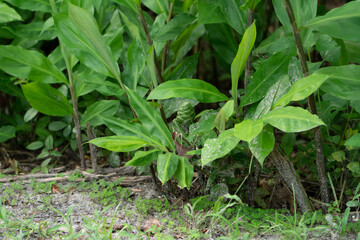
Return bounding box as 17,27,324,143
1,0,360,230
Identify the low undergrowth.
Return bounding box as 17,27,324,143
1,179,359,240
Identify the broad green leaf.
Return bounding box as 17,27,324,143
101,116,166,151
125,149,161,166
214,108,226,132
316,34,342,63
24,108,38,122
344,41,360,64
345,134,360,147
274,73,328,108
253,76,290,120
45,135,53,150
231,22,256,106
53,3,121,83
90,136,149,152
112,0,138,14
157,153,179,184
7,20,56,41
0,45,68,84
198,0,225,25
142,0,168,15
148,79,229,103
319,65,360,100
81,100,119,127
26,141,44,150
76,69,124,98
241,0,262,10
171,23,204,63
241,51,293,107
254,27,294,55
0,2,22,23
273,0,317,28
201,129,240,166
262,106,325,132
127,39,145,90
218,0,247,34
22,82,73,117
166,52,199,81
303,1,360,42
153,13,196,42
126,88,175,151
234,119,263,142
4,0,51,12
249,125,275,166
48,121,67,131
174,157,194,189
280,133,296,156
0,126,15,143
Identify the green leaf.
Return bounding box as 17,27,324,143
231,22,256,105
101,116,166,151
125,149,161,166
280,133,296,156
205,23,238,65
89,136,149,152
153,13,196,42
127,87,175,151
303,1,360,42
53,3,121,82
4,0,51,12
127,39,146,90
198,0,225,25
274,73,328,108
262,106,325,132
273,0,317,28
148,79,229,103
253,77,291,120
345,134,360,147
26,141,44,150
201,129,240,166
21,82,73,117
24,108,38,122
48,121,67,131
142,0,168,15
157,153,179,184
319,65,360,100
241,51,293,107
218,0,247,34
45,135,53,150
234,119,263,142
344,41,360,64
0,45,68,84
166,53,199,81
254,26,294,55
249,125,275,166
0,126,15,143
0,2,22,23
174,157,194,189
81,100,119,127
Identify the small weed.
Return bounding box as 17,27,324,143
135,196,170,215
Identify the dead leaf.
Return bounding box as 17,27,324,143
140,218,161,232
51,184,63,194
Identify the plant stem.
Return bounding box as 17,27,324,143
283,0,329,211
244,8,258,207
67,60,86,169
270,147,313,213
137,4,169,127
86,122,97,172
161,2,174,73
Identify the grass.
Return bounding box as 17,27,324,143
1,178,359,239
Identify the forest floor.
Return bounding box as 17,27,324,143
0,166,359,239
